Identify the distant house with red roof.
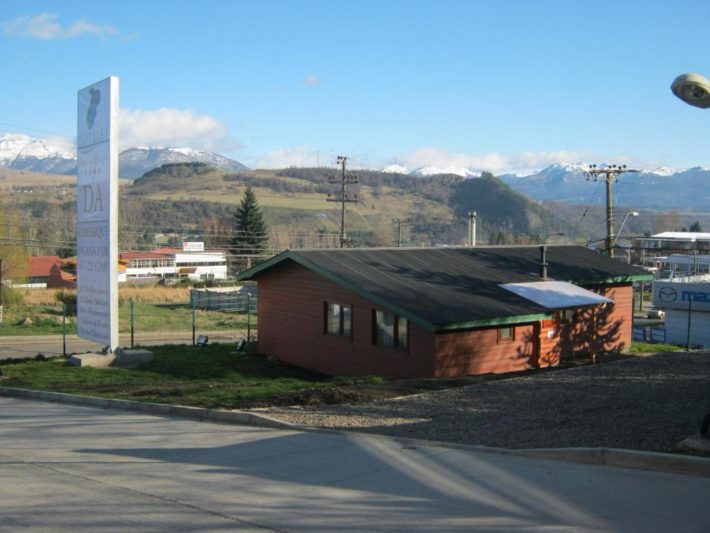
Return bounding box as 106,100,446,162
10,256,61,288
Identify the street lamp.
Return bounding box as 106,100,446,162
671,72,710,438
541,232,565,244
671,73,710,109
613,211,639,247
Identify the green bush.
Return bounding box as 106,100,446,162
0,286,24,306
55,291,77,315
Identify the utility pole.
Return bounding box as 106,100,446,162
327,156,359,248
0,258,3,324
584,164,639,258
392,218,410,247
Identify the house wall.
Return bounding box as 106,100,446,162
434,322,545,376
433,284,633,376
556,284,633,359
256,261,436,378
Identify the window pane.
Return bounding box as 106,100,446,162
397,316,408,348
376,310,395,346
500,327,513,340
327,304,341,335
342,305,351,336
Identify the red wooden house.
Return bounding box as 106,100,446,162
238,246,652,378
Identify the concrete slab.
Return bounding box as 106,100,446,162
67,352,115,367
66,349,153,369
1,396,709,532
112,349,153,368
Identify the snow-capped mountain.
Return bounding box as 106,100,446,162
0,133,76,174
381,164,410,174
376,160,710,209
497,163,710,210
0,133,249,178
119,147,248,178
410,166,481,178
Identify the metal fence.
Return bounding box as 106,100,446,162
0,287,257,360
632,326,667,344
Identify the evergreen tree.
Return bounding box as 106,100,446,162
689,221,703,232
231,186,269,272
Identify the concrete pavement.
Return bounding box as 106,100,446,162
1,397,709,532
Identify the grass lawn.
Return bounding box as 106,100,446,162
0,344,382,408
629,341,685,353
0,303,254,336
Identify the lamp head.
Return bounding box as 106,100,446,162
631,211,640,217
671,73,710,109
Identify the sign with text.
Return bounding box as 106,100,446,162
652,280,710,312
77,77,119,350
182,241,205,252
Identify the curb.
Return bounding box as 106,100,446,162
0,386,296,430
510,446,710,478
3,386,710,479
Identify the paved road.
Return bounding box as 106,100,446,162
1,397,709,532
0,330,245,359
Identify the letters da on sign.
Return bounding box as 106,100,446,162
82,184,105,213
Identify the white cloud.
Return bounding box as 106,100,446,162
304,74,321,87
2,12,120,40
254,146,319,168
396,148,641,174
120,108,242,152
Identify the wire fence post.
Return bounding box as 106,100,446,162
62,303,67,357
246,292,251,342
130,299,135,349
192,292,196,346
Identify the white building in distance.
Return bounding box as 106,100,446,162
120,243,227,282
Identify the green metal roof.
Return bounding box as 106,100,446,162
239,246,653,332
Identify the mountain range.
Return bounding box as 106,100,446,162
2,133,709,210
0,133,249,179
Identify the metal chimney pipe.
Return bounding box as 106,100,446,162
468,211,477,247
539,245,548,280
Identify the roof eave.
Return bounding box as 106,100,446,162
433,313,553,333
573,274,655,285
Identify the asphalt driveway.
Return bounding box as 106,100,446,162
2,396,710,531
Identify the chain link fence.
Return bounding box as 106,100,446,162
0,285,257,360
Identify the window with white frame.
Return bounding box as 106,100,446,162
324,302,352,337
373,309,408,349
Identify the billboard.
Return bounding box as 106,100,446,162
652,280,710,312
77,77,119,350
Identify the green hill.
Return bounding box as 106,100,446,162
126,164,571,247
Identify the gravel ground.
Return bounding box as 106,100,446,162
255,351,710,452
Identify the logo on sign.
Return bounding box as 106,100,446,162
658,287,677,303
86,88,101,129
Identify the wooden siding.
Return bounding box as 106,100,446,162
256,261,436,378
434,323,544,376
557,284,633,359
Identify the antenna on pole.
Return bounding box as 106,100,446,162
583,164,639,258
327,156,358,248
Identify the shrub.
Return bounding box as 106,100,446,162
0,286,24,306
55,291,77,315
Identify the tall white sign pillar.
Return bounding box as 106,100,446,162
77,77,119,352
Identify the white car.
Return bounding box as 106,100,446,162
647,308,665,320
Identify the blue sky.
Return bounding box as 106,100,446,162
2,0,710,172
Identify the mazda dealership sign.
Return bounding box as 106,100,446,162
653,281,710,311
